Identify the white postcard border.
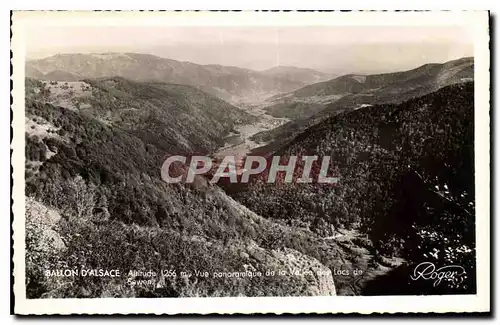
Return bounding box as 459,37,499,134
11,10,490,314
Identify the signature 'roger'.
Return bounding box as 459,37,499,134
410,262,466,286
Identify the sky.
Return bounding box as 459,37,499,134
25,26,474,74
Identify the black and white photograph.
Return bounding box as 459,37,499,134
11,10,490,314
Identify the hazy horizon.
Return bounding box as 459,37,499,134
26,26,474,74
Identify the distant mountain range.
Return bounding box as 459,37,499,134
261,66,333,85
252,57,474,144
291,57,473,99
26,53,331,106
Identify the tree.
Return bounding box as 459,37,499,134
62,176,96,220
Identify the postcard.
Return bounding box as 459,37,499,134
11,10,490,315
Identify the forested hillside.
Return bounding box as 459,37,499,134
25,77,353,298
26,77,256,153
230,82,476,294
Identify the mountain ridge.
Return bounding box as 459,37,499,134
26,52,330,106
252,56,474,144
261,65,333,85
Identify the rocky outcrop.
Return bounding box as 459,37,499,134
276,247,336,296
25,197,65,253
219,190,336,296
244,241,336,296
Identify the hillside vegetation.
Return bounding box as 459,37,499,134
230,82,476,294
25,77,360,298
26,77,256,153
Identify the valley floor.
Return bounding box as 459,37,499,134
215,106,289,158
